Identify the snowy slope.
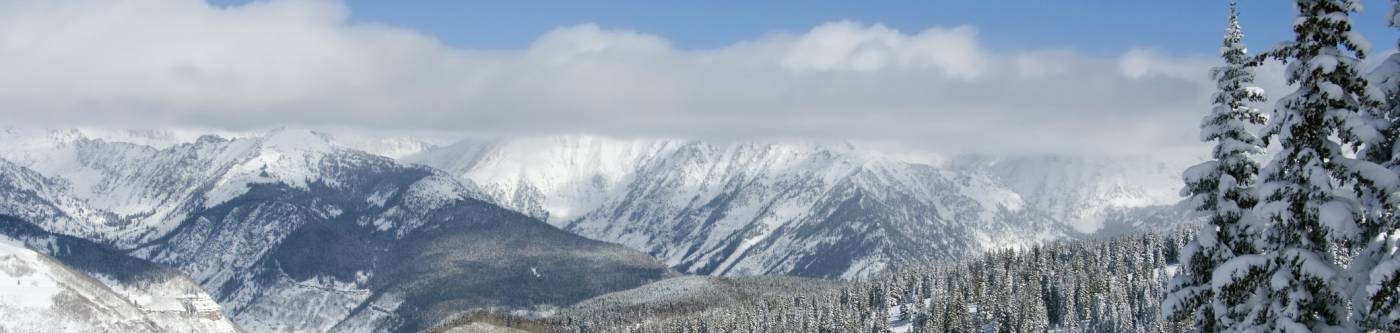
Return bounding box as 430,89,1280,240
0,236,162,333
408,136,1189,278
0,234,241,333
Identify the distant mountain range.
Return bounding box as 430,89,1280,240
407,135,1194,278
0,127,1194,330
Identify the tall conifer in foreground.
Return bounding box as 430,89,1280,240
1256,0,1384,330
1353,1,1400,329
1163,3,1269,331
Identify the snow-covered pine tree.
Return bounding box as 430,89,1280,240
1360,1,1400,179
1353,1,1400,329
1163,3,1269,331
1257,0,1387,330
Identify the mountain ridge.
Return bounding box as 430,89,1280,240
0,128,1195,281
406,135,1194,278
0,128,672,332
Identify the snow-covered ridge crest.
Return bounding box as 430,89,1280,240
203,128,343,208
412,135,928,224
0,127,483,245
432,135,684,222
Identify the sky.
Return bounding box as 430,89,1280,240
2,0,1398,157
329,0,1395,55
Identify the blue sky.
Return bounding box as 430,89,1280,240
327,1,1398,55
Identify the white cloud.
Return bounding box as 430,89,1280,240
1118,49,1214,81
778,22,985,77
0,0,1255,156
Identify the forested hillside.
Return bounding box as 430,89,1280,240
437,230,1196,332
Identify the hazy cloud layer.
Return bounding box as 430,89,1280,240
0,0,1283,155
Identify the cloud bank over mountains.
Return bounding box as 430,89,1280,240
0,0,1254,155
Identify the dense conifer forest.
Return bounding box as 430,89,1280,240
432,230,1197,332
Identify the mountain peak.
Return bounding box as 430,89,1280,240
201,130,354,209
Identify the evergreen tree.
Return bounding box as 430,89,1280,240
1257,0,1385,330
1163,3,1270,331
1353,1,1400,329
898,302,912,323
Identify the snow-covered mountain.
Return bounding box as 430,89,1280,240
0,128,670,332
406,136,1193,278
0,127,1195,327
0,231,241,333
